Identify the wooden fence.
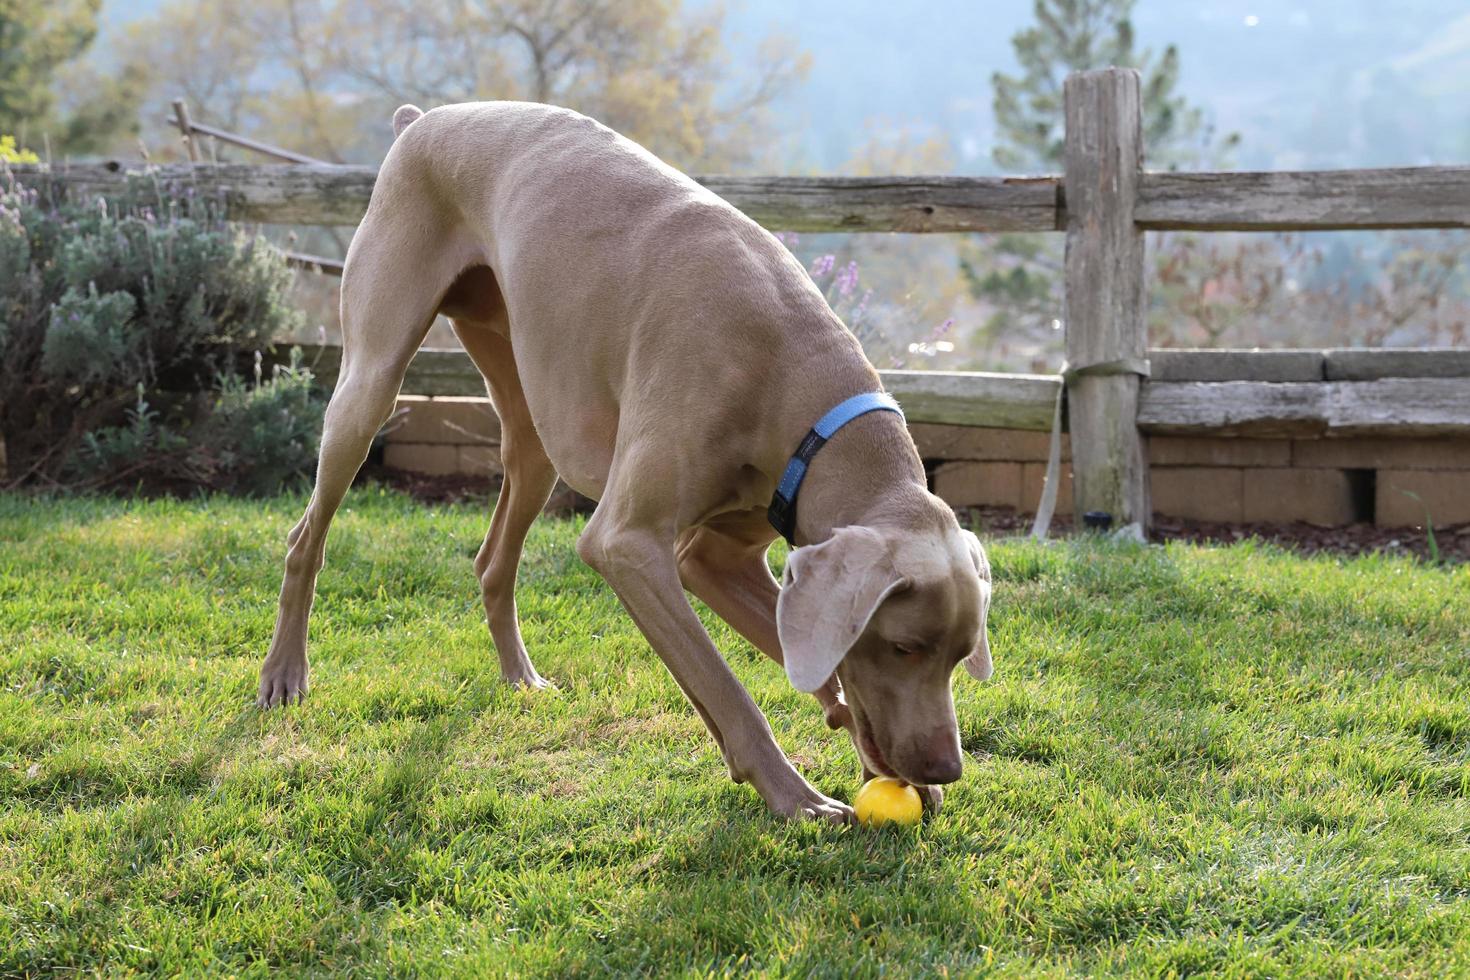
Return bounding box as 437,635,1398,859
12,68,1470,530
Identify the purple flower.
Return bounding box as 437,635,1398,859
809,254,834,279
836,260,859,298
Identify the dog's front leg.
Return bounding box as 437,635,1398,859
578,515,852,824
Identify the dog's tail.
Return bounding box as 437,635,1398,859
392,104,424,139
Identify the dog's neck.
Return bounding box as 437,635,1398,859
769,336,932,546
792,409,931,546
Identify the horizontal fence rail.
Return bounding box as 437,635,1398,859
10,161,1470,232
272,344,1470,438
1137,167,1470,231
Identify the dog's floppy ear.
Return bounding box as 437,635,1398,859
960,529,994,681
392,104,424,138
777,526,906,692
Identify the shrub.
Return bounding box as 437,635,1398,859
0,136,39,164
0,167,324,493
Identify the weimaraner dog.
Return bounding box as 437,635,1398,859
257,102,994,822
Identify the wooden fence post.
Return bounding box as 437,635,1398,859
172,99,199,162
1063,67,1150,533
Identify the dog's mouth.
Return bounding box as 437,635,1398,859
847,698,900,781
856,722,897,779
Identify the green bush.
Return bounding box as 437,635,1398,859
0,169,325,494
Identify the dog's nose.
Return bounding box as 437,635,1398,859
913,752,963,786
908,728,964,785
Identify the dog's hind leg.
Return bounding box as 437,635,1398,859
256,224,444,708
453,322,558,689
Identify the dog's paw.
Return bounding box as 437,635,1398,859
257,659,308,709
764,781,855,824
503,669,554,692
792,794,855,825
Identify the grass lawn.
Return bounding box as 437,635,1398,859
2,489,1468,976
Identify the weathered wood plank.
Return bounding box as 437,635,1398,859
1138,167,1470,231
13,161,1470,233
276,344,1062,429
1064,67,1150,529
1149,348,1325,382
698,175,1061,233
1139,379,1470,437
1139,382,1330,437
6,162,1061,233
880,371,1062,431
1323,347,1470,381
274,343,1470,436
8,162,378,226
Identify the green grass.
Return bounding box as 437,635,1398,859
2,489,1468,977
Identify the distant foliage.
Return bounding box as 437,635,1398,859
0,136,39,164
1149,231,1470,349
0,170,323,493
992,0,1236,172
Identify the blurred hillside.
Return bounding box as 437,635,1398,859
721,0,1470,172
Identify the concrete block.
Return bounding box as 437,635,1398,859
1020,462,1073,516
933,461,1023,510
908,424,1067,462
1243,469,1358,525
1292,437,1470,471
1149,436,1291,467
459,445,504,477
1149,348,1324,382
1324,348,1470,381
386,395,499,445
382,442,461,476
1376,470,1470,527
1151,467,1245,522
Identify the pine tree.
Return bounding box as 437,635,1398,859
991,0,1232,171
960,0,1238,369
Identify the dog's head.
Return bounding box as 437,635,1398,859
776,508,992,786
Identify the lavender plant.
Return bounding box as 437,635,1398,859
0,169,322,493
790,238,955,369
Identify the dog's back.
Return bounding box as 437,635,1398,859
363,101,873,498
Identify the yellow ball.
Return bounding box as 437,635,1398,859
853,777,923,827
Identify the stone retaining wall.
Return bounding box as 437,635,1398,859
383,396,1470,528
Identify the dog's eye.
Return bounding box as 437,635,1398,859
894,645,918,658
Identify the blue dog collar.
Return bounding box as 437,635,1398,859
767,392,904,545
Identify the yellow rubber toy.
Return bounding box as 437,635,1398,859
853,777,923,826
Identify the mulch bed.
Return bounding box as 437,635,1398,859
956,506,1470,564
362,468,1468,564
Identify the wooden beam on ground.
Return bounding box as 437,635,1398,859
269,344,1470,436
881,370,1062,430
274,345,1062,429
1139,379,1470,437
1063,67,1151,530
1137,167,1470,231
